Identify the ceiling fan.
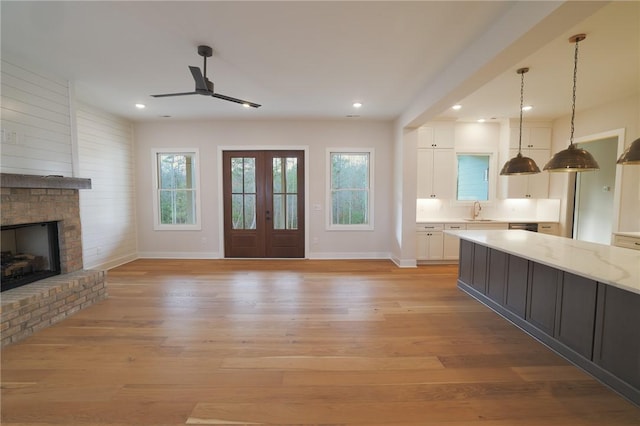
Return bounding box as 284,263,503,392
151,45,261,108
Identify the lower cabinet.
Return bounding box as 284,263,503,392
457,240,640,405
416,230,443,260
526,263,561,336
505,255,529,318
593,285,640,390
557,273,597,359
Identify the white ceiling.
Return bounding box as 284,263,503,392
1,1,638,124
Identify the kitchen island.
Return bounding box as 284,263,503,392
448,229,640,406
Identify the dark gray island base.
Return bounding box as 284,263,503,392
457,237,640,407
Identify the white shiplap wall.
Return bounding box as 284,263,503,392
1,59,74,176
76,103,138,270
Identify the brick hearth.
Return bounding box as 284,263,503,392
1,173,107,346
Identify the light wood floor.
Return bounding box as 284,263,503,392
2,259,639,425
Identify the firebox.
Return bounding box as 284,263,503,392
1,221,61,292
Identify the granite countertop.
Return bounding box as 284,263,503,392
447,229,640,295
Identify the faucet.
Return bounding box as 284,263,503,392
472,201,482,220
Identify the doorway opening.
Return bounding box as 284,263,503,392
571,131,624,245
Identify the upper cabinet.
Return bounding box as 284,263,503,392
500,123,552,199
509,127,552,150
417,122,455,199
417,148,455,199
418,123,455,149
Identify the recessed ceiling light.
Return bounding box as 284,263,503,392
353,102,362,108
522,105,533,111
242,103,251,108
452,104,462,110
477,118,486,123
135,103,146,109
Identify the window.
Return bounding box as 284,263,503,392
152,149,201,230
327,148,374,230
456,153,491,201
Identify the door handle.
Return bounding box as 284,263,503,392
265,210,271,220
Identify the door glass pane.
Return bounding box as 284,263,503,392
231,158,244,193
286,194,298,229
273,194,284,230
286,157,298,193
244,194,256,229
273,158,283,193
244,158,256,193
231,194,244,229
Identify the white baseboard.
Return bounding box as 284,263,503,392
137,251,221,259
85,253,138,271
391,256,417,268
308,251,391,260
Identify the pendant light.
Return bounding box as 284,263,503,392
616,137,640,164
500,67,540,175
544,34,600,172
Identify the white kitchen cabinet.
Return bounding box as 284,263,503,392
538,222,559,236
418,123,455,149
416,224,444,260
509,127,552,150
443,223,466,260
465,223,509,231
417,148,454,199
613,233,640,251
499,149,550,199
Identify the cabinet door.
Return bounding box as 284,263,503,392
417,148,453,199
417,126,434,149
458,240,474,284
593,285,640,390
526,149,550,198
416,231,429,260
433,123,455,148
431,149,454,198
528,127,552,149
487,249,508,304
526,263,561,336
443,224,465,260
556,272,597,359
427,231,444,260
471,244,488,294
505,255,529,318
501,149,529,198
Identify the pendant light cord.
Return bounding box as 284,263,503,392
570,38,580,147
518,70,525,154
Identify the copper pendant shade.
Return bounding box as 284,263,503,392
616,137,640,165
500,67,540,176
544,34,600,173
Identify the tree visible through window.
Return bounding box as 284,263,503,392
329,150,373,229
155,151,198,227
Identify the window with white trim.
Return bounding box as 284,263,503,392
327,148,374,230
152,149,201,230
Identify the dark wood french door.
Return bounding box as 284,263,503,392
223,150,305,258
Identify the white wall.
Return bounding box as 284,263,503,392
77,103,138,269
133,119,394,259
0,59,74,176
550,94,640,235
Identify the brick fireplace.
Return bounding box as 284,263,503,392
1,173,107,346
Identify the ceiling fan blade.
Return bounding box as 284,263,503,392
189,66,208,92
212,93,261,108
151,92,199,98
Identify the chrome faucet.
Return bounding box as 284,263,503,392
472,201,482,220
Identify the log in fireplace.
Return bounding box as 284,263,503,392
1,221,61,292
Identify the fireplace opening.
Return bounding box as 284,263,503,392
1,221,61,292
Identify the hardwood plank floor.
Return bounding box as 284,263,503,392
2,259,638,425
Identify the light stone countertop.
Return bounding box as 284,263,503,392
447,229,640,295
417,219,557,224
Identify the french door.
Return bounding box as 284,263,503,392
223,150,305,258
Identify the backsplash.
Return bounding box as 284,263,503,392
416,198,560,222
